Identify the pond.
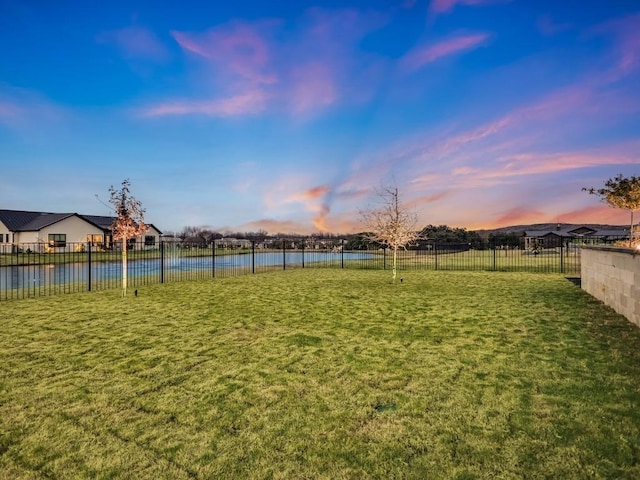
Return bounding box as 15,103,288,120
0,251,377,291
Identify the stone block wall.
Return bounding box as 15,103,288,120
581,246,640,328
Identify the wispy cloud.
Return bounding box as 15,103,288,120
407,191,450,210
557,204,629,225
0,86,66,128
401,33,491,72
286,61,338,114
0,100,24,121
492,205,546,226
97,26,169,62
139,90,269,117
172,20,278,86
428,0,508,17
292,185,331,201
141,8,387,118
484,150,639,180
235,218,311,235
593,12,640,77
307,73,639,231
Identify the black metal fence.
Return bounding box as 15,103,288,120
0,236,628,301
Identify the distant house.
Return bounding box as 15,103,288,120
0,209,162,253
523,225,628,250
218,237,252,249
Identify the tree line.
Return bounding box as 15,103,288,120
163,224,524,250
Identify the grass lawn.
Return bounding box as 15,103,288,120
1,269,640,479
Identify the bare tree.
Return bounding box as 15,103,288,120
109,179,147,296
361,184,422,282
584,174,640,248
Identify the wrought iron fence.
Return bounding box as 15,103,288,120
0,235,628,301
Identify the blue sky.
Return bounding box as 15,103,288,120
1,0,639,234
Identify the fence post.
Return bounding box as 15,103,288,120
383,247,387,270
301,239,305,268
560,239,565,274
252,240,255,274
283,239,286,270
87,242,92,292
341,239,344,269
212,240,216,278
493,245,497,272
434,244,438,271
160,241,165,284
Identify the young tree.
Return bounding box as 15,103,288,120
583,174,640,248
361,185,422,282
109,179,148,296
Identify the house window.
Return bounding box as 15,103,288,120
48,234,66,247
0,234,4,243
87,234,104,245
144,235,156,246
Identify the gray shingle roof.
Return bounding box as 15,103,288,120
0,209,109,232
0,210,37,231
1,209,161,235
79,215,116,230
0,210,74,231
524,227,628,238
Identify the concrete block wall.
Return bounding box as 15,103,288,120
581,246,640,328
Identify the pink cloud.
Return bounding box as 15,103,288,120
237,218,312,235
557,204,629,226
0,88,66,127
282,8,387,114
142,9,387,119
597,13,640,76
287,62,338,114
97,26,169,62
240,211,366,235
312,205,331,232
414,82,608,164
482,150,639,180
300,185,331,200
408,191,449,209
429,0,507,16
401,33,491,72
409,148,638,194
140,90,269,117
490,206,546,226
172,20,278,86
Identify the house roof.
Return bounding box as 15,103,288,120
0,210,41,231
0,209,162,235
20,213,78,231
0,209,76,232
80,215,116,230
524,226,628,238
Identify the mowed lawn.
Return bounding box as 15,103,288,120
2,270,640,479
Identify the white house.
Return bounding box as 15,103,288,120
0,209,162,253
523,225,628,251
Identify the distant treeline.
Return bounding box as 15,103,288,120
167,225,524,250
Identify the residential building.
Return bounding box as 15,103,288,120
0,209,162,253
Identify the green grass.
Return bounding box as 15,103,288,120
1,269,640,479
388,248,581,274
0,246,245,267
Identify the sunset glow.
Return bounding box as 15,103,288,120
0,1,638,234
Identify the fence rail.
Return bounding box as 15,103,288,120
0,236,627,301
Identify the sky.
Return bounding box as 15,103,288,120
1,0,639,235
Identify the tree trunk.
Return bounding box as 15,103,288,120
122,236,128,296
392,246,397,282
